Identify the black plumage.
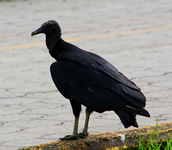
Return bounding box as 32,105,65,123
31,20,150,140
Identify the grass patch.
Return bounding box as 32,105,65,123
125,119,172,150
137,131,172,150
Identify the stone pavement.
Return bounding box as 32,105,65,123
0,0,172,149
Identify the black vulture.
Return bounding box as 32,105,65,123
31,20,150,140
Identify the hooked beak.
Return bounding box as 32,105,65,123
31,27,43,36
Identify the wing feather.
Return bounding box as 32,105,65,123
58,49,146,107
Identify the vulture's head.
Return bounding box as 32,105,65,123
31,20,62,50
31,20,61,37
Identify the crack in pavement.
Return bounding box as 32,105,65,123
0,90,57,99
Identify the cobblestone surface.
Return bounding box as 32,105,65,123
0,0,172,149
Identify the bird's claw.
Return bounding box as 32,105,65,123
59,134,78,140
59,132,88,140
78,132,89,138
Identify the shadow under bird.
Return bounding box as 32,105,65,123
31,20,150,140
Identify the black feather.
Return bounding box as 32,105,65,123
32,20,150,132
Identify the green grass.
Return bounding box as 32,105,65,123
137,134,172,150
125,119,172,150
137,119,172,150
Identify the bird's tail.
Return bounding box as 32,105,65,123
115,110,138,128
124,105,150,117
115,106,150,128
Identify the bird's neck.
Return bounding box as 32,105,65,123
48,38,66,60
46,33,61,51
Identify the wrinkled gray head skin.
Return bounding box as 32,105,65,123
31,20,61,37
31,20,62,51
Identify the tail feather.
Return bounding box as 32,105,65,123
115,105,150,128
124,105,150,117
115,110,138,128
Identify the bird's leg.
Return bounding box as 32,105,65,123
78,108,92,137
60,114,80,140
60,99,81,140
72,114,80,137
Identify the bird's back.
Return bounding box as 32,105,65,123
50,40,147,113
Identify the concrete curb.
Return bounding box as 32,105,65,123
19,122,172,150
